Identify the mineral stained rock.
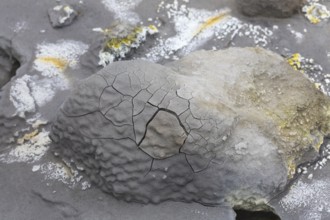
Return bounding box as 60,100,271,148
235,0,305,18
48,4,78,28
50,47,330,209
94,21,158,67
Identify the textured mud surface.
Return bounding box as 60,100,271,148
2,0,330,219
51,48,330,208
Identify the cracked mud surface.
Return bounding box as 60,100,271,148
2,0,330,219
51,47,330,209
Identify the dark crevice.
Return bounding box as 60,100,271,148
136,106,189,160
0,37,21,90
112,71,135,97
132,96,147,117
144,158,154,177
127,73,133,92
158,108,189,135
131,98,137,142
148,101,189,135
187,99,205,122
175,89,191,101
98,70,129,87
138,104,189,145
137,108,160,146
102,114,133,127
96,73,110,86
111,83,132,97
157,88,171,107
183,149,215,173
102,97,124,116
98,85,112,111
234,209,281,220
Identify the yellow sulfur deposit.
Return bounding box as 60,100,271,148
98,22,158,67
194,10,230,37
302,3,330,24
104,25,158,51
37,56,68,71
287,53,302,71
287,53,325,92
17,129,39,144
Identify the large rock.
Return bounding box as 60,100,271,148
235,0,305,17
50,47,330,210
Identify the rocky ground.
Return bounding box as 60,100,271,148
1,0,330,219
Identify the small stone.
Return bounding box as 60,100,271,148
48,4,78,28
32,165,41,172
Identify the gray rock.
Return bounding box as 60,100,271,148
48,4,78,28
235,0,305,17
50,47,330,210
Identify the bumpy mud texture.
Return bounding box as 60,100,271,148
235,0,304,17
50,47,330,209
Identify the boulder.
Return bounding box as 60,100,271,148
50,47,330,210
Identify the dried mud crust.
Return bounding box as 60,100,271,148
50,47,330,208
